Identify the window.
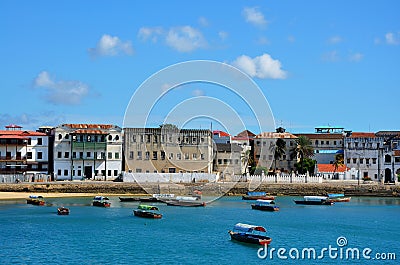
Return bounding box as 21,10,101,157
137,151,142,160
129,151,134,159
223,159,228,164
353,158,357,163
132,135,136,142
145,151,150,160
94,152,97,159
114,170,118,176
326,141,329,145
108,170,112,176
37,138,42,145
115,135,119,141
65,134,69,140
201,154,205,160
185,153,189,160
334,141,337,145
37,152,43,159
136,168,142,173
58,134,62,140
28,138,31,145
169,153,173,159
77,170,81,176
64,152,69,158
146,135,151,143
108,135,112,141
108,152,112,159
86,152,91,158
73,152,76,159
27,152,32,159
372,158,377,164
359,158,363,164
57,152,62,158
64,169,68,176
218,159,222,164
161,151,165,160
57,169,61,176
152,151,157,160
192,153,197,160
347,158,350,164
365,158,370,165
87,135,91,142
115,152,120,159
80,152,84,159
177,153,181,160
154,135,158,143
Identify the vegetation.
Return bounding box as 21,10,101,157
253,167,269,175
241,149,254,175
333,153,344,172
294,158,316,175
271,138,286,173
291,135,315,174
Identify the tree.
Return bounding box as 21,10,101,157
333,153,344,173
241,149,253,175
271,138,286,172
291,135,314,174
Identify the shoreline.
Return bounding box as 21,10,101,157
0,181,399,200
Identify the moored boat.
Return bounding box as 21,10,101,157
228,223,272,245
26,195,45,206
294,196,334,205
165,200,206,207
57,207,70,215
133,205,162,219
251,199,280,211
119,197,141,202
327,193,351,202
242,191,275,200
92,196,111,207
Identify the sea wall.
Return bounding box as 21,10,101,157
0,181,399,197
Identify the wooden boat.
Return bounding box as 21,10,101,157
251,199,280,211
327,193,351,202
242,191,275,200
92,196,111,207
228,223,272,245
119,197,141,202
133,205,162,219
26,195,45,206
165,200,206,207
57,207,70,215
294,196,334,205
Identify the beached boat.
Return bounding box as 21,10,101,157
294,196,334,205
251,199,280,211
228,223,272,245
133,205,162,219
242,191,275,200
26,195,45,206
92,196,111,207
57,207,70,215
327,193,351,202
165,200,206,207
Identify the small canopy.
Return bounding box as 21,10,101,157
256,199,274,204
304,196,328,201
246,191,266,196
328,193,344,198
138,205,159,210
233,223,267,233
93,196,109,200
29,195,43,199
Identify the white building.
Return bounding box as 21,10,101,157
52,124,122,181
344,132,384,182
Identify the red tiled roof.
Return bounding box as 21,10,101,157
63,124,114,129
0,130,46,137
394,150,400,156
236,130,256,138
213,130,230,137
349,132,376,138
0,135,29,140
5,124,22,128
317,164,349,173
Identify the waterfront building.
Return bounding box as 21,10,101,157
375,131,400,183
52,124,122,181
0,124,49,177
123,128,213,173
295,126,347,165
344,132,384,182
212,130,231,144
231,130,256,174
316,164,350,180
254,128,298,173
213,143,242,179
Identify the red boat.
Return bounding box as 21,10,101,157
57,207,70,215
27,195,45,206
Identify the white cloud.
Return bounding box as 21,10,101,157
242,7,267,28
349,52,364,62
328,36,343,44
385,32,400,45
166,26,207,52
232,54,287,79
33,71,90,105
322,50,340,62
138,27,163,42
88,34,133,57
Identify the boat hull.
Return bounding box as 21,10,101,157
57,208,70,215
133,210,162,219
165,200,206,207
294,200,333,205
119,197,140,202
251,204,279,211
229,231,272,245
27,199,45,206
328,197,351,202
242,195,275,200
93,201,111,207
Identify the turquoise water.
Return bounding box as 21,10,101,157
0,196,399,264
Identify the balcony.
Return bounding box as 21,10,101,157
72,142,107,150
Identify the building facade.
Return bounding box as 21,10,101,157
375,131,400,183
213,143,242,179
124,128,213,173
0,124,49,177
53,124,122,180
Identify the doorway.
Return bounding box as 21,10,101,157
84,166,92,179
384,168,392,183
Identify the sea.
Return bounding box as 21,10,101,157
0,195,399,265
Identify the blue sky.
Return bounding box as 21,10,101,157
1,0,399,135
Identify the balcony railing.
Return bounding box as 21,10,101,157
72,142,107,149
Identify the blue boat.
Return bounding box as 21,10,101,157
228,223,272,245
251,199,280,211
242,191,275,200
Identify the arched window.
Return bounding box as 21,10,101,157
58,134,62,140
65,134,69,140
115,135,119,141
385,155,391,163
108,135,112,141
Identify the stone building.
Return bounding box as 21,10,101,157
213,143,242,179
124,128,213,173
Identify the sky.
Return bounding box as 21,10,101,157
1,0,399,135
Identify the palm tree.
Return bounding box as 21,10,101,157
333,153,344,173
291,135,314,174
271,138,286,173
241,149,253,175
